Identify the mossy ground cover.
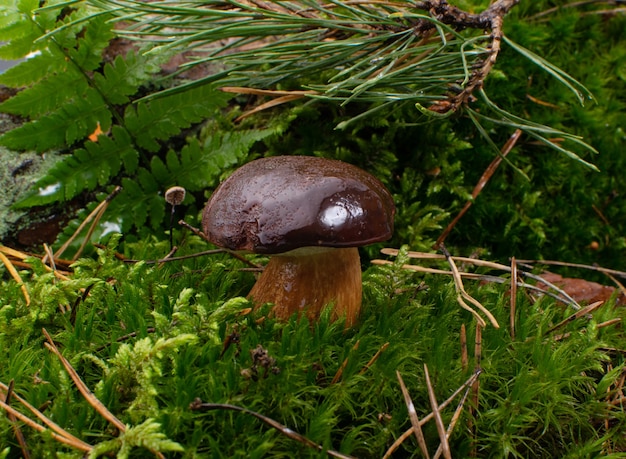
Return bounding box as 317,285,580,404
2,236,626,457
1,1,626,457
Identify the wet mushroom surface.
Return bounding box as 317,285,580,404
202,155,395,326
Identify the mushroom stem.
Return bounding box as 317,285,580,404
248,247,362,327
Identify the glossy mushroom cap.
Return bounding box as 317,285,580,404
202,156,395,254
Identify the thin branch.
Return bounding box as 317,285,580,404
383,370,481,458
424,364,451,459
396,371,430,458
42,328,127,433
436,129,521,247
190,400,355,458
0,381,92,453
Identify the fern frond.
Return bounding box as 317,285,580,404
0,68,87,117
159,128,276,191
64,13,115,71
0,0,45,59
124,84,232,152
0,49,58,87
16,126,139,208
0,87,111,150
107,127,275,232
115,168,163,230
93,49,169,105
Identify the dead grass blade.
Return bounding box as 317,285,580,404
510,257,518,340
0,250,30,305
460,324,468,371
4,380,30,459
516,258,626,280
189,400,355,459
433,372,474,459
396,371,430,458
42,328,127,433
436,129,521,247
358,342,389,375
220,87,318,121
423,364,451,459
376,248,582,310
384,370,481,458
331,340,360,384
51,185,122,261
545,300,605,335
469,324,483,457
0,381,92,453
441,246,499,328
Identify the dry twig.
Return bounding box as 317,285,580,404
375,248,582,310
384,369,481,458
436,129,522,247
396,371,430,458
190,400,355,458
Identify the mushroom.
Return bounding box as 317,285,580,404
202,156,395,327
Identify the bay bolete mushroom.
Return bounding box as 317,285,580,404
202,156,395,327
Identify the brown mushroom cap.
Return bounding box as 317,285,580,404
202,156,395,254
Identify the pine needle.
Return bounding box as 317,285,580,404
0,251,30,306
189,400,355,459
424,364,451,459
42,328,127,433
0,381,92,453
396,370,430,458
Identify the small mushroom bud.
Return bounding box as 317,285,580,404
165,186,186,249
165,186,186,206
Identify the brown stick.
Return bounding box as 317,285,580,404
397,371,430,458
4,380,31,458
42,328,126,433
510,257,517,340
424,364,451,459
435,129,522,248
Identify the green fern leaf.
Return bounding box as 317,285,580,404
0,29,39,59
94,50,168,105
0,49,58,87
116,173,162,231
0,68,86,117
66,14,115,71
182,129,276,190
153,132,249,191
0,87,111,150
0,1,40,57
15,126,140,208
124,85,231,152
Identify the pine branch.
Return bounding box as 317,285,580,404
82,0,597,164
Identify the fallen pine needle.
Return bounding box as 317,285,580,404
42,328,126,433
396,371,430,458
376,248,582,309
190,400,355,459
359,342,389,375
384,370,481,458
0,381,92,452
424,364,451,459
510,257,518,340
545,301,605,335
0,251,30,305
331,340,360,384
51,185,121,261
